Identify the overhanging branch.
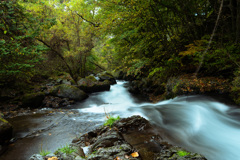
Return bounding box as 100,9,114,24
75,12,100,27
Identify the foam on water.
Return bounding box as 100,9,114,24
77,81,240,160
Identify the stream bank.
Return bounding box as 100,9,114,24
29,116,206,160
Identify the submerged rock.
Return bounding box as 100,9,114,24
50,84,88,101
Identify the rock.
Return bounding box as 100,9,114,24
73,123,141,160
22,92,45,108
29,154,44,160
77,116,205,160
62,79,71,85
0,117,13,144
77,76,110,93
75,156,86,160
42,96,73,108
113,70,125,80
50,84,88,101
97,71,117,84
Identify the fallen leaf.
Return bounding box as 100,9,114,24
48,157,58,160
114,157,122,160
49,133,52,136
131,152,139,158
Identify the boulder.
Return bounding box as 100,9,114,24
113,70,125,80
42,96,74,108
77,76,110,93
97,71,116,84
50,84,88,101
22,92,45,108
0,116,13,144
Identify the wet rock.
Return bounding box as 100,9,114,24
50,84,88,101
0,117,13,144
71,125,141,160
91,129,123,151
97,71,117,84
28,116,206,160
29,154,44,160
77,76,110,93
21,92,45,108
42,96,74,108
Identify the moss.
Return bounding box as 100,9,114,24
86,75,98,82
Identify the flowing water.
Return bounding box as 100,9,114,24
1,81,240,160
75,81,240,160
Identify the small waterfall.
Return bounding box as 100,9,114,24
77,81,240,160
130,96,240,160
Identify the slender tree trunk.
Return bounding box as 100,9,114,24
194,0,224,77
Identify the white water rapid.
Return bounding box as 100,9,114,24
76,81,240,160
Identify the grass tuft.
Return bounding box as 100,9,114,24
177,150,190,157
104,115,120,127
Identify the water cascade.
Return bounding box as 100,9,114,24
76,81,240,160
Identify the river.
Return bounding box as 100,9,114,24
1,81,240,160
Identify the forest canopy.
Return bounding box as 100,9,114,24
0,0,240,87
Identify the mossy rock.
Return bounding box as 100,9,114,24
22,92,45,108
86,75,98,82
97,71,116,84
113,70,125,80
77,78,110,93
50,84,88,101
0,117,13,144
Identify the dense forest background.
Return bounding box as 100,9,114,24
1,0,240,102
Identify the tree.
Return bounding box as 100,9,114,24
20,0,100,82
0,0,47,86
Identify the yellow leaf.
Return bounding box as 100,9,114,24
114,157,121,160
48,157,58,160
131,152,139,158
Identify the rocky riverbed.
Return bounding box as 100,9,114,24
29,116,206,160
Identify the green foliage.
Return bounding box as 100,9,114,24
126,58,149,77
19,0,100,80
0,0,47,85
104,115,120,127
55,144,75,155
177,150,190,157
1,0,239,89
40,150,51,156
